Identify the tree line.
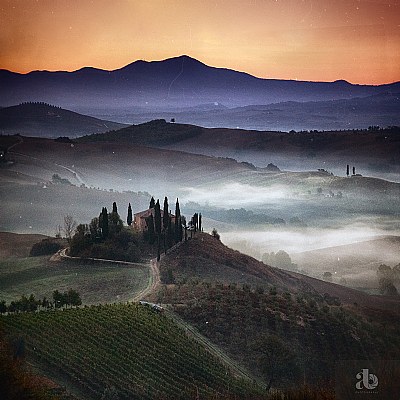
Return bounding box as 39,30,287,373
143,196,202,260
0,289,82,314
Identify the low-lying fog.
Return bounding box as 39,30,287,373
182,183,289,207
218,225,395,258
180,180,400,290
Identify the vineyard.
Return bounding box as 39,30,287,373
1,303,264,400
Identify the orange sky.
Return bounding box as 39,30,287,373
1,0,399,84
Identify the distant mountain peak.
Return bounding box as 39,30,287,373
333,79,351,85
116,54,206,72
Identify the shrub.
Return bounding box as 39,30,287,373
211,228,220,240
30,238,63,256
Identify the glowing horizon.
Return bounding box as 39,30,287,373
1,0,399,85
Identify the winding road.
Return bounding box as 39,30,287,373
7,136,87,186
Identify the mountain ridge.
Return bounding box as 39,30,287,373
1,55,399,110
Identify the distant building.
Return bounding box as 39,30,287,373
133,208,175,232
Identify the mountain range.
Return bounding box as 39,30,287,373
1,55,399,112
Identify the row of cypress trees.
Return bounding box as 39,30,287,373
143,196,185,261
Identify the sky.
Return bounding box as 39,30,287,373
0,0,399,84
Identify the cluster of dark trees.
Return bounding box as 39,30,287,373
19,101,62,108
51,173,72,185
30,237,63,256
142,196,202,260
144,197,183,260
376,264,400,295
0,289,81,314
68,197,199,262
52,289,82,308
69,202,141,261
262,250,297,272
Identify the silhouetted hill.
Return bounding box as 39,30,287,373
1,55,399,111
0,102,127,137
80,119,203,145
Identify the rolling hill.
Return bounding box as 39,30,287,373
80,119,400,180
154,233,400,387
1,55,399,112
0,102,127,137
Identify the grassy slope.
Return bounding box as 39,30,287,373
158,233,312,292
0,231,48,258
1,304,262,400
0,255,150,305
156,233,400,385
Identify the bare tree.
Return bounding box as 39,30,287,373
63,215,76,243
55,224,62,238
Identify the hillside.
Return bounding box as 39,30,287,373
0,102,127,137
158,233,400,311
0,231,48,258
0,303,263,400
158,233,312,292
80,120,400,180
1,55,399,111
155,234,400,384
80,119,203,146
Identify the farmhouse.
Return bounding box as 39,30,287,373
133,208,175,232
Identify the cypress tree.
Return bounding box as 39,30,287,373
146,214,155,244
154,200,161,235
127,203,133,226
192,213,198,232
149,197,155,209
112,202,118,214
163,197,169,231
163,197,169,254
199,213,202,232
101,207,109,238
154,200,162,261
175,198,182,242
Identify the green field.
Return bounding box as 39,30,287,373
0,256,149,304
1,303,261,400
